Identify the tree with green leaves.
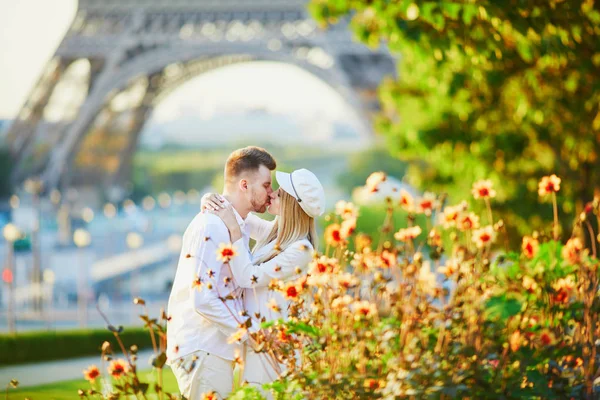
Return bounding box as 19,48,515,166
309,0,600,243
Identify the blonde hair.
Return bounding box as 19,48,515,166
253,189,317,263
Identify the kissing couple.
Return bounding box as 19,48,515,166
166,146,325,399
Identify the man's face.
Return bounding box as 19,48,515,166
245,165,273,213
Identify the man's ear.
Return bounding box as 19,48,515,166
238,179,248,192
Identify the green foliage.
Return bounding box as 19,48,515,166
0,327,152,365
309,0,600,243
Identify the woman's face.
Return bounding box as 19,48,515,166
267,188,281,215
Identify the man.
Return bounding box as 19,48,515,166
166,146,276,399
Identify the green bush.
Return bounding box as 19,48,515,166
0,327,153,365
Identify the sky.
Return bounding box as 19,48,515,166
0,0,367,146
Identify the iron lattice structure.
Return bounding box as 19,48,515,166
6,0,396,194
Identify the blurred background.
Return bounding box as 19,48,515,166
0,0,404,334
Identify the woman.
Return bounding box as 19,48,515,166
201,168,325,390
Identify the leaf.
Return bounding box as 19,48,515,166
484,295,522,321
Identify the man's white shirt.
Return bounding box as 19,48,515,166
166,209,250,363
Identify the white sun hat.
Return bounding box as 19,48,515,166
275,169,326,218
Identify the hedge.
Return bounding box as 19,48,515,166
0,327,154,365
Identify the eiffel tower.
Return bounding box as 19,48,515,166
6,0,396,197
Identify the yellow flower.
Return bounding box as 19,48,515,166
522,276,538,293
83,365,100,383
509,330,522,352
201,392,218,400
107,359,128,379
353,300,378,319
340,218,357,239
562,237,583,264
227,328,247,344
365,171,387,192
538,174,561,196
325,223,345,247
399,189,414,212
267,298,281,313
216,243,237,263
335,200,359,220
472,179,497,199
191,274,203,291
416,192,437,216
458,212,480,231
439,204,462,228
522,236,539,259
394,226,422,242
472,225,496,248
437,260,459,278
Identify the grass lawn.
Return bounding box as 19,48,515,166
8,369,179,400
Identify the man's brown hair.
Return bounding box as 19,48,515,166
224,146,276,182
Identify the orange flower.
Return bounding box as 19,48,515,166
309,256,338,274
277,328,292,343
552,276,575,304
337,272,359,289
201,392,218,400
353,300,378,319
472,179,496,199
107,359,128,379
522,236,539,259
429,228,442,247
562,237,583,264
83,365,100,383
378,250,398,268
340,218,357,239
416,192,437,216
399,190,414,212
437,260,459,278
216,243,237,263
539,330,555,346
394,226,422,242
365,172,387,192
522,276,538,293
283,282,300,300
191,274,203,291
325,224,345,247
363,379,385,390
458,212,480,231
439,204,461,228
354,233,372,253
538,174,561,196
472,226,496,248
335,200,359,220
509,330,522,352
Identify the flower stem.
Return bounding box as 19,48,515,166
552,192,559,241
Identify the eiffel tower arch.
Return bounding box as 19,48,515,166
6,0,396,196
